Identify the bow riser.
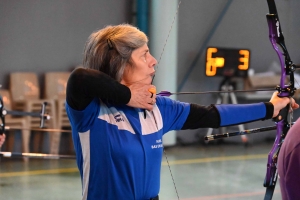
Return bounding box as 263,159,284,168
267,14,294,97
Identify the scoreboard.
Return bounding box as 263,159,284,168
205,47,250,77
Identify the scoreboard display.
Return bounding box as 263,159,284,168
205,47,250,77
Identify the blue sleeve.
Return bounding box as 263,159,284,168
156,96,190,134
215,102,267,126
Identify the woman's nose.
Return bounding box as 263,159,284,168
150,55,157,67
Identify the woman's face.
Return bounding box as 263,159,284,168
121,44,157,85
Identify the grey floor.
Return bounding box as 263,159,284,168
0,141,282,200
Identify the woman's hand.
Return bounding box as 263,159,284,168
127,83,156,111
269,92,299,118
0,134,6,147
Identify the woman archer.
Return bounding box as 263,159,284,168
66,23,298,200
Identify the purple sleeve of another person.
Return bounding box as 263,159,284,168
278,118,300,200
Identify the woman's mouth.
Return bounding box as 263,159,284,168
150,72,156,77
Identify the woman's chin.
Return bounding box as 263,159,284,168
122,76,153,85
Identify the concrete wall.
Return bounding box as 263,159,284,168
0,0,133,89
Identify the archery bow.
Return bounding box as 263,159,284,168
263,0,298,199
204,1,298,199
0,95,76,159
0,98,50,131
0,94,75,159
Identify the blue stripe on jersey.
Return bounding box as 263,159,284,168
215,102,266,126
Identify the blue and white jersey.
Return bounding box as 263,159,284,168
66,95,190,200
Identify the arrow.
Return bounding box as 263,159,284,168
158,88,276,97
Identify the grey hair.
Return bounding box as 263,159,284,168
83,24,148,82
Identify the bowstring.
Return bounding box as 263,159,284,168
288,76,300,126
289,74,300,125
289,98,293,126
163,149,180,200
154,1,182,200
128,1,182,86
151,1,181,84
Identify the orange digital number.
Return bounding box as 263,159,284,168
206,48,225,76
238,50,249,70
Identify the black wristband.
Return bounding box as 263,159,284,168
264,102,274,119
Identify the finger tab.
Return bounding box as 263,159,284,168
149,88,156,94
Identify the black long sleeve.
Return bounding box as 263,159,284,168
181,104,220,129
66,67,131,110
